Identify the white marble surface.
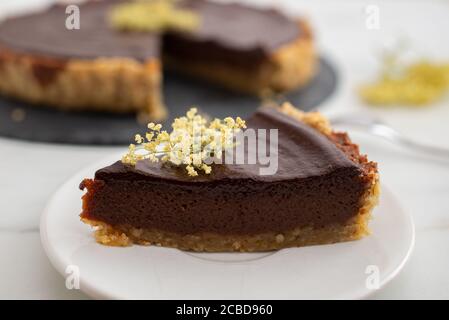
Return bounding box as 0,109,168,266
1,0,449,299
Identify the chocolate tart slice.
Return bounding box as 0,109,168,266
80,104,379,251
0,0,315,117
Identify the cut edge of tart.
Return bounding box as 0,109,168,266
79,103,380,251
163,19,316,97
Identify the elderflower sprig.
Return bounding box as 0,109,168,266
121,107,246,177
359,47,449,106
109,0,200,33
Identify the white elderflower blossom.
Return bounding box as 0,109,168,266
122,107,246,176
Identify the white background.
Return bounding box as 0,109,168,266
0,0,448,299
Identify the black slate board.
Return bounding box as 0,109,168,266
0,57,337,145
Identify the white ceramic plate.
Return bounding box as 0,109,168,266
40,153,414,300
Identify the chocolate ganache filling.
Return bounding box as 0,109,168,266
80,108,369,235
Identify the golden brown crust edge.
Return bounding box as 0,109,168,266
267,19,317,93
0,47,166,120
82,207,377,251
164,19,317,96
81,103,380,252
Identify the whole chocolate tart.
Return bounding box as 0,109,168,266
0,0,316,119
79,104,379,251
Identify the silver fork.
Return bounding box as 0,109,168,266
330,114,449,162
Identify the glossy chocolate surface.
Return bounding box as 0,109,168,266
0,0,160,60
0,0,299,62
96,108,359,183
